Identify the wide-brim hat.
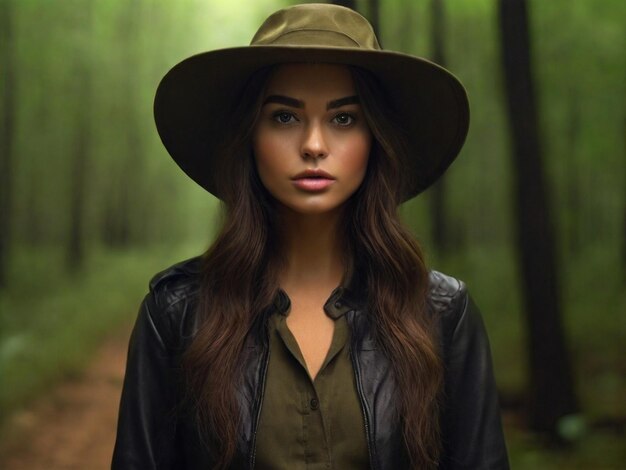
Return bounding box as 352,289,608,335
154,3,469,202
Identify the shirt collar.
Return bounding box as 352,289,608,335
272,278,365,320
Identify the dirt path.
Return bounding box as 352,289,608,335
0,329,131,470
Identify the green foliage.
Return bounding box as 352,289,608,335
506,424,626,469
0,0,290,424
8,0,291,251
384,0,625,382
1,0,624,466
0,243,206,421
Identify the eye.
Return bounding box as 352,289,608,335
332,112,355,127
272,111,298,124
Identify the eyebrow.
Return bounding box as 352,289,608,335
263,95,304,108
327,95,359,109
262,94,360,110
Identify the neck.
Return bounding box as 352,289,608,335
276,207,347,292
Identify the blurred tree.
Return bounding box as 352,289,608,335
498,0,578,437
367,0,380,37
0,0,15,288
564,91,581,255
332,0,356,11
67,2,93,272
333,0,379,42
623,101,626,280
428,0,450,254
102,0,144,248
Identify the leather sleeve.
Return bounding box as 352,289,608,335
111,291,180,469
439,287,510,469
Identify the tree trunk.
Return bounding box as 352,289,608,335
66,82,90,271
0,0,15,288
565,91,581,256
623,100,626,281
367,0,380,40
66,3,93,272
332,0,356,10
428,0,450,254
120,0,144,246
332,0,380,45
102,0,143,248
498,0,578,437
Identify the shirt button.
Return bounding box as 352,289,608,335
334,301,342,309
310,398,319,410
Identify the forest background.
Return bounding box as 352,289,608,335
0,0,624,468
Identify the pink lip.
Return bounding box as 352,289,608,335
291,169,335,192
292,178,335,191
292,168,335,180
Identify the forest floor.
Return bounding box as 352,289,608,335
0,327,130,470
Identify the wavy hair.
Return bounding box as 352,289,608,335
182,66,443,469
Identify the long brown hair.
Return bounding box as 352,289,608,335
183,66,443,469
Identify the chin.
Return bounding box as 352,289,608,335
278,197,348,217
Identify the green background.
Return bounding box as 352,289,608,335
0,0,624,467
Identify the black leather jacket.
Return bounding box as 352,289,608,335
112,257,509,469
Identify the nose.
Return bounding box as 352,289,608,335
300,121,328,160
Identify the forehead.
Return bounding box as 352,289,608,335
263,63,356,98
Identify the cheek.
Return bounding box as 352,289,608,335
253,130,282,182
342,133,372,182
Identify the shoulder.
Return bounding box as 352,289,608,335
148,256,203,307
427,270,467,315
429,272,509,467
427,270,477,349
140,256,203,349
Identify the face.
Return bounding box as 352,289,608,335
252,64,372,216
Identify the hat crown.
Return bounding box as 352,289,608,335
251,3,381,50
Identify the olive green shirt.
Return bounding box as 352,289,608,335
255,291,369,469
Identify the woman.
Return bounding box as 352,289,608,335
112,4,509,469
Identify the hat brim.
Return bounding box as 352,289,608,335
154,45,469,202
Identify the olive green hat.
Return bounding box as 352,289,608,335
154,3,469,201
